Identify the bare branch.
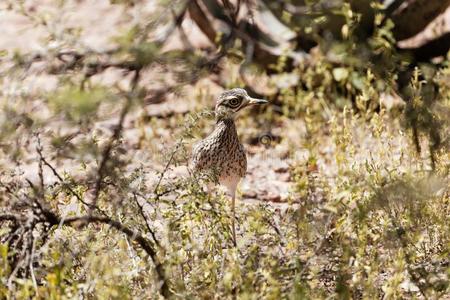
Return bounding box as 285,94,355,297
36,145,107,216
133,193,161,249
89,69,140,213
58,214,171,298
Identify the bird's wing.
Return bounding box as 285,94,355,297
191,139,219,174
191,141,207,171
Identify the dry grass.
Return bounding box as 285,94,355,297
0,1,449,299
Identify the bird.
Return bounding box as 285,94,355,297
191,88,268,246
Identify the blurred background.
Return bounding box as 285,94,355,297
0,0,449,298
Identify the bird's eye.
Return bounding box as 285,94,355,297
229,98,240,107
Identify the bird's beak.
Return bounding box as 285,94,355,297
247,97,268,105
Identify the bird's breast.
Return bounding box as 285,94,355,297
191,120,247,180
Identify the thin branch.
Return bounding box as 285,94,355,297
89,69,141,213
133,193,161,249
36,137,44,192
0,214,20,223
172,7,192,50
153,142,182,196
1,200,171,298
58,215,171,298
37,147,106,215
29,234,39,296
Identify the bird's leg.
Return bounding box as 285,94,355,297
231,192,237,247
206,182,214,198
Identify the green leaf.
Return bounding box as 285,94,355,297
49,86,110,121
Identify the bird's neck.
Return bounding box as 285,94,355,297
215,117,236,128
214,118,238,137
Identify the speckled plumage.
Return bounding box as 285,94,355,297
192,118,247,193
191,88,268,246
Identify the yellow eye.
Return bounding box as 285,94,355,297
229,98,240,107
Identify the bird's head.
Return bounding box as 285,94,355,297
215,88,268,121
